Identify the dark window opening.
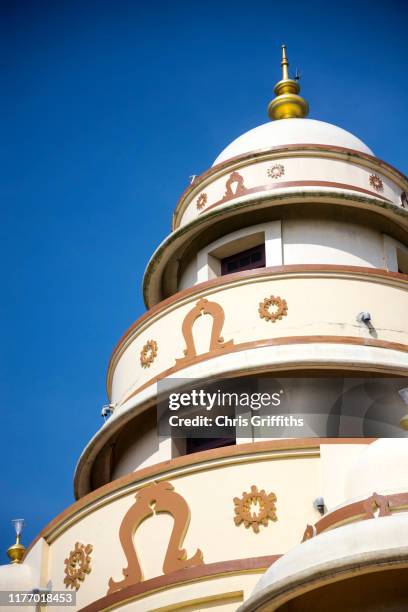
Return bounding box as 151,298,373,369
186,437,235,454
397,249,408,275
221,244,266,276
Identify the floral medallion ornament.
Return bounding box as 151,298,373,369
267,163,285,179
259,295,288,322
196,192,208,210
369,174,384,193
140,340,158,368
64,542,93,590
234,485,277,533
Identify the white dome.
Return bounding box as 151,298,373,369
213,118,374,165
0,563,33,590
345,438,408,501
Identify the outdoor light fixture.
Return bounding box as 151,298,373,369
101,403,116,421
7,518,26,564
313,497,325,515
357,312,372,325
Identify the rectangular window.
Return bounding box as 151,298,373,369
186,437,235,454
221,244,266,276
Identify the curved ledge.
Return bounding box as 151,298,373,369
200,180,392,215
26,438,359,550
121,336,408,407
301,491,408,541
239,515,408,611
143,190,408,307
25,438,374,552
172,143,408,228
111,265,408,393
78,555,280,612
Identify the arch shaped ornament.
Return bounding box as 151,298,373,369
221,171,248,202
176,298,234,365
107,481,203,594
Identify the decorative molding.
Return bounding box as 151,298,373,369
221,171,248,202
107,481,203,594
259,295,288,322
196,193,207,211
301,490,408,542
362,492,391,518
234,485,277,533
112,265,408,382
369,173,384,193
176,298,234,365
79,556,280,612
64,542,93,590
267,163,285,179
199,180,392,216
122,335,408,406
140,340,158,369
26,439,372,550
173,142,408,228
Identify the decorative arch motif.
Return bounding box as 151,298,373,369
107,481,203,594
363,492,391,518
176,298,234,365
221,171,248,202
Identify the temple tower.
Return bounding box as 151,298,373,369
2,47,408,611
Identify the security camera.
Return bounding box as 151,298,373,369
101,404,116,420
357,312,371,324
313,496,325,515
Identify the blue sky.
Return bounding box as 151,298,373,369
1,0,407,562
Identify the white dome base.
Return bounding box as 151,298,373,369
213,118,374,165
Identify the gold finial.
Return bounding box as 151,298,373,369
7,519,26,564
281,44,289,81
268,44,309,121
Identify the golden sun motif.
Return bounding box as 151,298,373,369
196,193,208,210
64,542,93,590
267,164,285,179
259,296,288,322
140,340,158,368
234,485,277,533
369,174,384,193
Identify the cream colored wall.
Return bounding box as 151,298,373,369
112,423,160,479
42,452,321,611
118,573,252,611
177,218,406,293
283,219,385,268
383,235,408,272
177,154,406,227
179,257,198,291
110,272,408,405
319,444,367,510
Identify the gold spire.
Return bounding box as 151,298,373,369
7,519,26,564
7,534,25,564
267,44,309,121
